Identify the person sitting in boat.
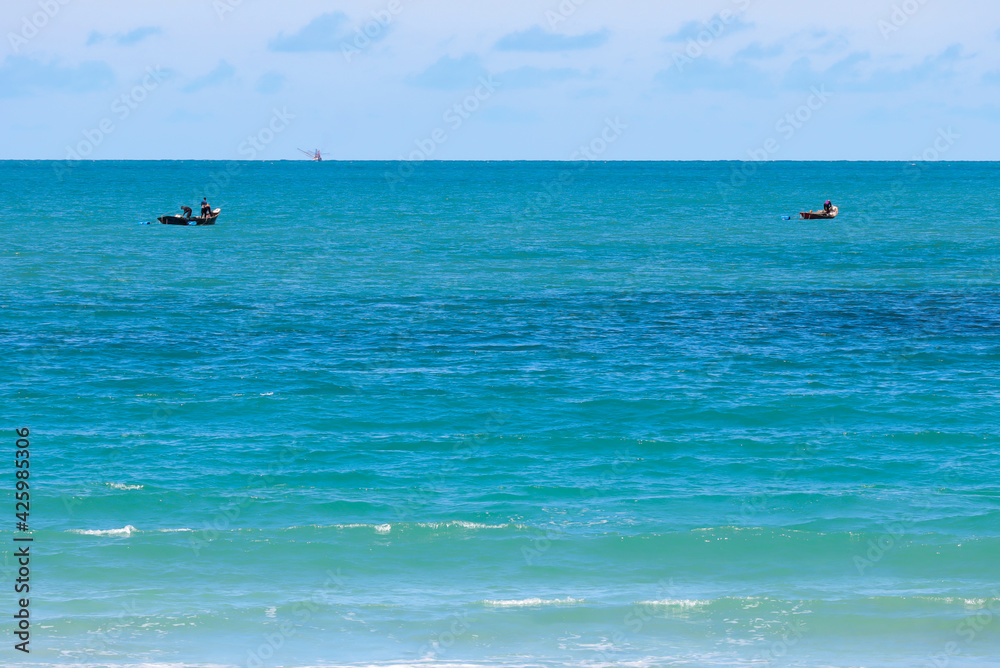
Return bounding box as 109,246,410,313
201,198,211,217
824,200,834,214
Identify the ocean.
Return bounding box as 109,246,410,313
2,160,999,667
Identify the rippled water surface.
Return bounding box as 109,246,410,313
2,161,1000,667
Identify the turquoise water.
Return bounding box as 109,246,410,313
2,160,1000,667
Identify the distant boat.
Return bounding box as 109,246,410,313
158,208,221,226
800,206,838,220
299,148,323,161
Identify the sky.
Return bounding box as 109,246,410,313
1,0,997,160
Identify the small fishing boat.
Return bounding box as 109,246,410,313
800,206,838,220
158,208,221,226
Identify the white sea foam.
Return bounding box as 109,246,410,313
329,521,517,532
637,599,711,608
483,597,583,607
105,482,143,490
69,525,138,537
417,521,518,530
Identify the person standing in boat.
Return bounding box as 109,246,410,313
201,197,211,217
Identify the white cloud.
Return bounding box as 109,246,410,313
0,0,997,159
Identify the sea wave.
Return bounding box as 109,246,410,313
419,521,523,530
309,522,526,532
104,482,144,490
482,597,584,607
68,525,138,537
636,598,712,608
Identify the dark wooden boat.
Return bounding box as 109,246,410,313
800,206,838,220
158,208,221,226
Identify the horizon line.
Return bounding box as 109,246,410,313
2,159,997,163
